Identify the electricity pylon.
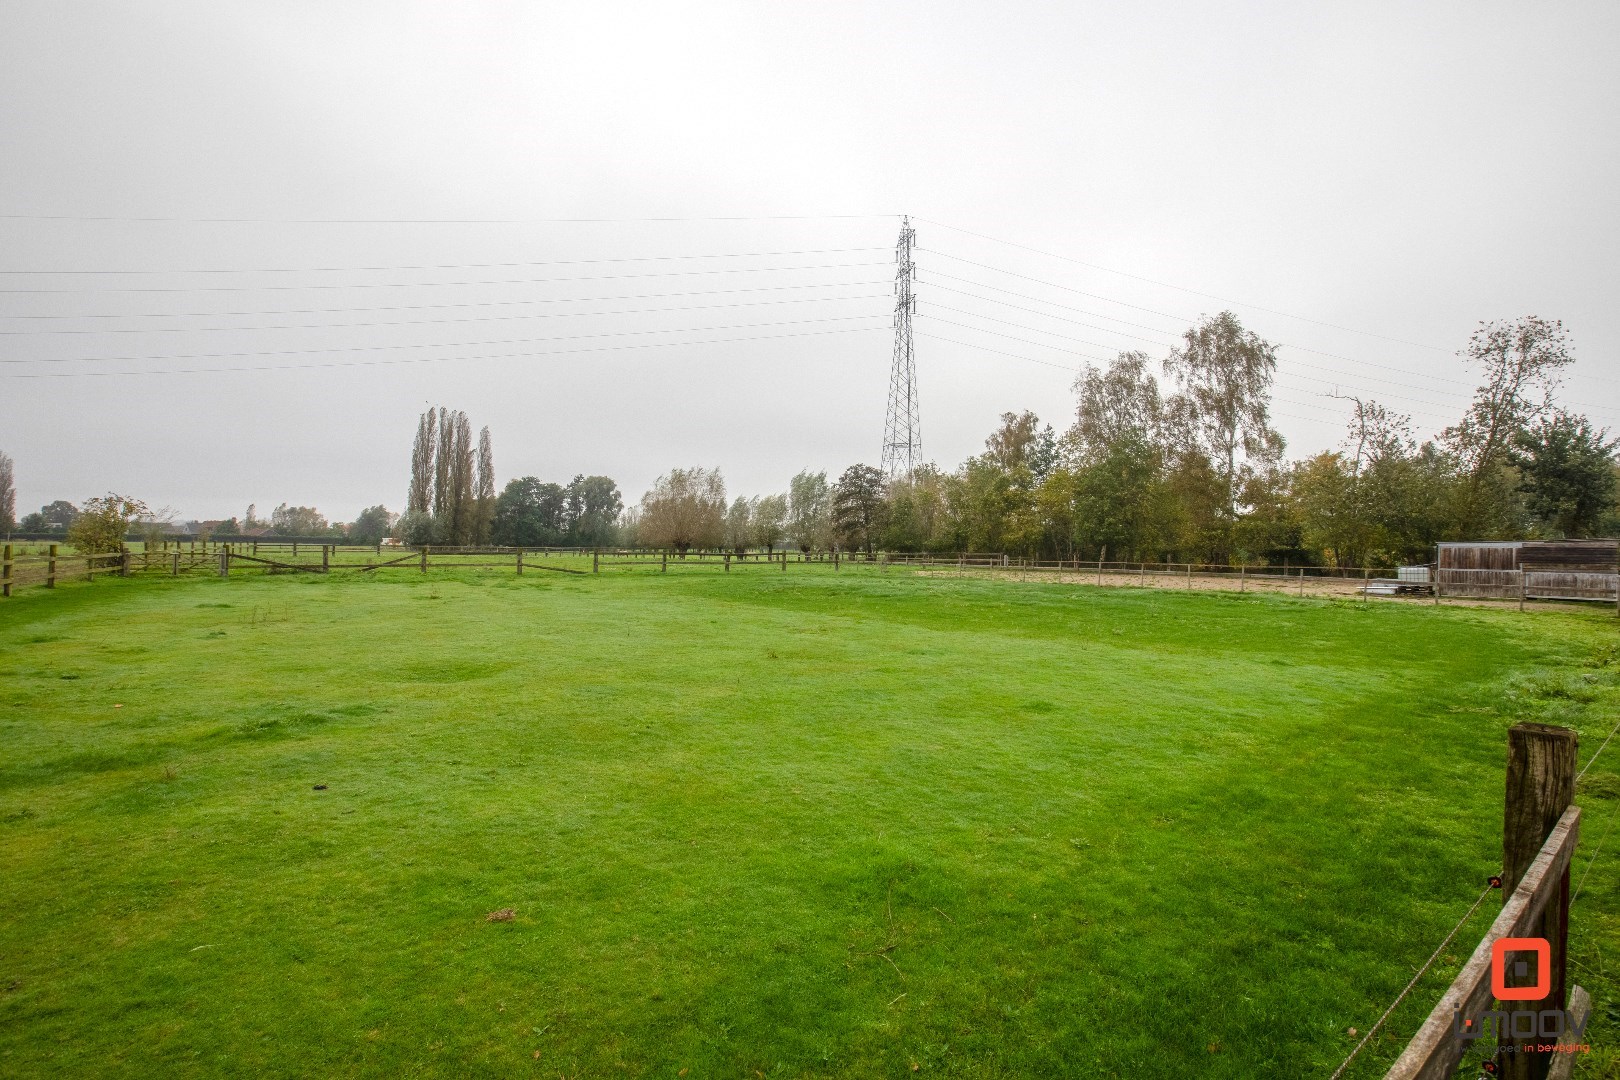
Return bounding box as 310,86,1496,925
880,216,921,479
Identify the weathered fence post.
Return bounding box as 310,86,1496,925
46,543,57,588
516,548,524,576
1240,564,1246,593
1499,723,1578,1080
834,549,840,572
593,550,599,574
1186,562,1192,589
218,550,229,579
1519,570,1527,612
322,545,330,573
724,553,730,573
292,541,298,558
1298,568,1305,596
1097,548,1105,587
1,543,11,598
171,551,180,576
420,546,428,573
662,551,668,573
121,551,132,578
780,550,786,572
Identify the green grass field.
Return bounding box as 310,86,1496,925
2,566,1617,1078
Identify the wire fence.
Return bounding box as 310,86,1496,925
5,543,1617,615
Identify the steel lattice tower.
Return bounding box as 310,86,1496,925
881,216,921,479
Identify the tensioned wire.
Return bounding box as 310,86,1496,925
913,327,1393,427
917,249,1620,406
914,313,1453,426
0,312,887,369
1326,880,1498,1080
0,279,890,323
0,323,887,379
1571,715,1620,907
0,246,886,276
0,290,888,341
918,302,1495,426
0,259,889,295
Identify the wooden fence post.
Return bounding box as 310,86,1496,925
1,543,10,598
420,546,428,573
218,550,229,579
516,548,524,576
322,545,330,573
1298,568,1304,596
1096,550,1105,587
593,550,599,574
47,543,56,588
724,553,730,573
780,550,786,572
1519,570,1527,612
121,551,132,578
662,551,668,573
1500,723,1578,1079
1239,564,1246,593
1186,562,1192,589
171,551,180,576
834,549,840,571
292,541,298,558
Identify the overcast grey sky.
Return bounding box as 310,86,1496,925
2,2,1616,523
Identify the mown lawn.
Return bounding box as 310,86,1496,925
1,566,1616,1078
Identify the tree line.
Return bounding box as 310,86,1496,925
4,313,1612,566
398,406,496,545
629,313,1616,566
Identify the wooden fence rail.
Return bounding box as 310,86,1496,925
5,548,1617,616
1381,723,1590,1080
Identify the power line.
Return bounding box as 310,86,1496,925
924,265,1495,392
0,211,899,225
0,278,891,322
0,291,887,338
918,268,1620,423
921,250,1193,322
920,313,1114,364
909,328,1336,427
0,312,888,367
923,302,1479,423
917,217,1456,353
0,246,886,276
0,260,889,295
1,324,888,380
927,283,1180,347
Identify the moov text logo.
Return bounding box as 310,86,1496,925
1453,937,1589,1048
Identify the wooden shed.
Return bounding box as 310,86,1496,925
1520,539,1619,601
1436,540,1618,601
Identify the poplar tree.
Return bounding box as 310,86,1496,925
448,411,474,544
407,411,437,514
474,426,496,544
0,451,15,532
433,405,452,520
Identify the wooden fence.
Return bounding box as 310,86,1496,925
0,544,215,595
1380,724,1590,1080
5,544,1617,615
1436,566,1620,603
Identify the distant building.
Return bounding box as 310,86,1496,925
1436,539,1617,601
